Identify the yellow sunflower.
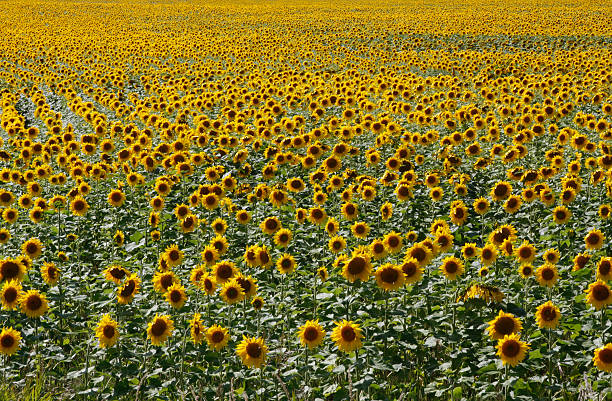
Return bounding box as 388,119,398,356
0,327,21,356
298,320,326,349
331,320,363,353
374,263,406,291
535,301,561,329
593,343,612,372
487,310,522,340
95,314,119,348
147,315,174,346
236,336,268,369
496,333,529,367
206,324,230,351
19,289,48,318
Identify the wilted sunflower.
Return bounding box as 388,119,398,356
0,280,21,310
298,320,326,349
19,289,48,318
95,314,119,348
331,320,363,353
496,333,529,367
585,280,612,310
147,314,174,346
593,343,612,372
21,238,43,259
165,283,187,309
189,313,205,345
236,336,268,368
535,301,561,329
0,327,21,356
487,310,522,340
206,324,229,351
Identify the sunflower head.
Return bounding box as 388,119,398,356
593,343,612,372
95,314,119,348
298,320,326,349
487,310,522,340
206,324,229,351
331,320,363,353
535,301,561,329
496,333,529,367
147,314,174,346
236,336,268,369
0,327,21,356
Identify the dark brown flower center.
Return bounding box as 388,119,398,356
502,340,520,358
120,280,136,297
3,287,17,303
541,306,556,322
541,268,554,281
445,261,458,274
593,284,610,301
103,325,116,338
599,348,612,364
226,287,238,299
341,326,356,342
218,265,232,279
380,267,399,283
587,233,600,245
151,320,167,337
1,261,19,279
246,342,262,358
1,334,15,348
347,257,366,275
494,316,515,335
170,290,182,303
26,295,42,311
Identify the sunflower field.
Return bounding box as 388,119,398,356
0,0,612,399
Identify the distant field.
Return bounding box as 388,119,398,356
0,0,611,400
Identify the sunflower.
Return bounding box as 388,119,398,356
202,193,219,210
260,216,281,235
328,236,346,254
375,263,406,291
236,336,268,369
450,202,469,225
206,324,230,351
255,246,272,268
487,310,523,340
0,228,10,244
490,181,512,201
351,221,370,239
585,229,605,250
308,207,327,225
597,257,612,281
573,252,591,271
117,274,141,304
200,273,217,296
552,205,571,224
496,333,529,367
585,281,612,310
41,262,60,286
163,244,184,267
0,258,26,282
152,271,179,293
113,230,125,247
276,254,296,274
2,208,18,224
514,241,536,264
429,187,443,202
28,207,44,223
535,301,561,329
251,296,264,310
341,202,359,220
165,283,187,309
235,274,257,299
397,257,422,285
212,260,236,283
541,249,560,265
325,218,340,236
434,230,454,254
405,243,433,267
480,244,498,266
147,314,174,346
439,256,465,280
342,254,372,283
273,228,293,248
181,214,199,233
298,320,326,349
201,245,219,266
593,343,612,372
317,266,329,281
331,320,363,353
380,202,393,221
220,278,245,304
19,289,48,318
107,189,125,207
503,195,522,214
0,280,21,310
21,238,43,259
0,327,21,356
70,195,89,216
461,243,479,260
383,232,403,254
370,239,388,260
518,264,534,279
189,313,206,345
95,314,119,348
535,264,558,288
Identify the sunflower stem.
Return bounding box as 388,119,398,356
179,326,188,395
383,292,388,351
